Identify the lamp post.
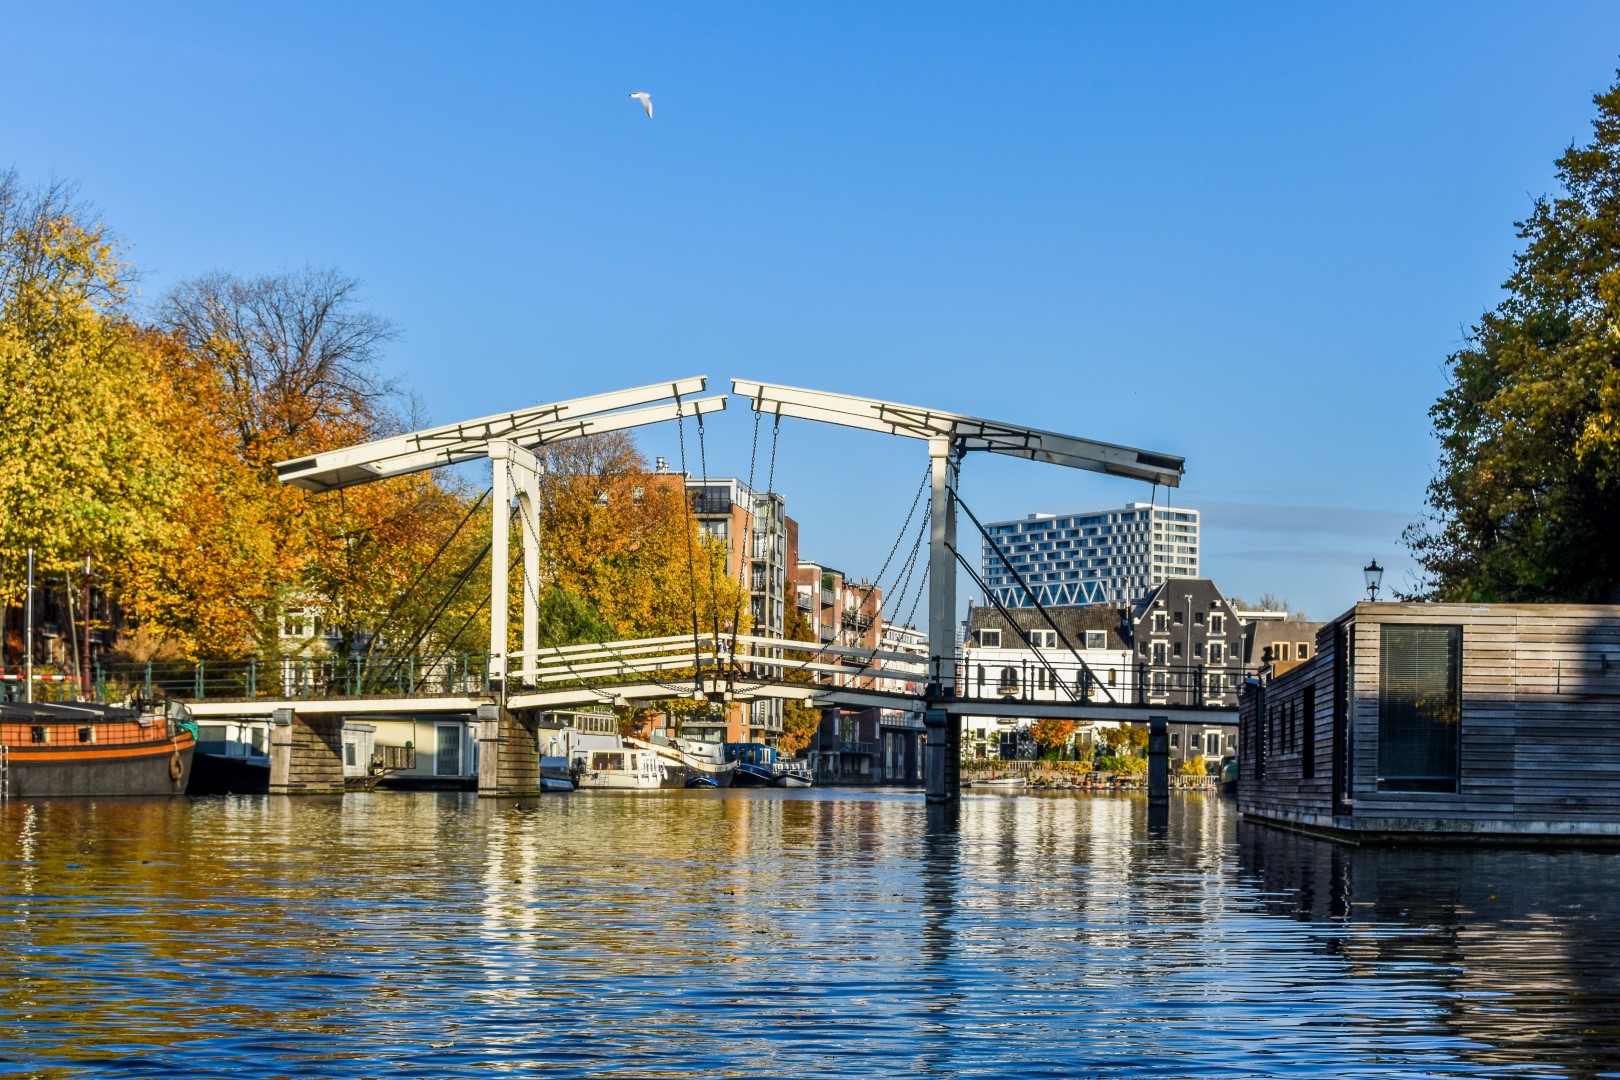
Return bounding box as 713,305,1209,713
1363,559,1384,602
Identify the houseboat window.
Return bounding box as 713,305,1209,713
1378,624,1461,792
435,724,464,776
78,726,95,743
345,743,357,767
30,726,48,744
1302,684,1317,779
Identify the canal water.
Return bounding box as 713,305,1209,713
2,790,1618,1079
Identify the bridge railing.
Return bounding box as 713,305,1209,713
92,653,493,703
954,658,1262,709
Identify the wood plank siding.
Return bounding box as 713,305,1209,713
1239,603,1620,841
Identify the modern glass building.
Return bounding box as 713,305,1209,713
981,502,1199,608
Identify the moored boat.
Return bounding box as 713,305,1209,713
1,700,195,798
573,745,666,790
627,735,737,789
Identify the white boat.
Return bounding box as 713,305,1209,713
573,746,666,790
971,776,1027,789
627,736,738,788
774,758,814,788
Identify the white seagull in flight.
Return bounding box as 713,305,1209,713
629,92,652,119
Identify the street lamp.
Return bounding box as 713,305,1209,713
1363,559,1384,601
1183,592,1193,704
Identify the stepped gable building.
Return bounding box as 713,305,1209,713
981,502,1199,609
1130,578,1246,708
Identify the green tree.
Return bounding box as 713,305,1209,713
1408,74,1620,602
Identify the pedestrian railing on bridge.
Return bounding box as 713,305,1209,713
92,653,494,704
955,658,1261,710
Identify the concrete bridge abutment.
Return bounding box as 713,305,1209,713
477,703,542,796
268,708,347,795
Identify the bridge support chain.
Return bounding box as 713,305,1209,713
477,702,542,796
923,707,960,803
268,707,347,795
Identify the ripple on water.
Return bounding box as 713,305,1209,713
1,790,1618,1078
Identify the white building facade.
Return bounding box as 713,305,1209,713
982,502,1200,608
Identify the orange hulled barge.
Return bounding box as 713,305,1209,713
0,701,194,798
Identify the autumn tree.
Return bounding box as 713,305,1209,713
1408,74,1620,602
776,594,824,755
0,173,179,606
1031,717,1077,759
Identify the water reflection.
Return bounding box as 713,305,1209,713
1239,820,1620,1077
1,790,1617,1077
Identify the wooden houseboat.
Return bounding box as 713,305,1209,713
1,700,195,798
1238,602,1620,843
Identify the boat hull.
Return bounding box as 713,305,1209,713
188,752,269,795
5,736,194,798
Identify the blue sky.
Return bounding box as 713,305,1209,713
7,2,1620,621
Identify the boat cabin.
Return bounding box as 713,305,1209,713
1238,602,1620,842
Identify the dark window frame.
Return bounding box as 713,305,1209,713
1377,623,1462,793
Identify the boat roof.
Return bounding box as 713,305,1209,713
0,701,142,722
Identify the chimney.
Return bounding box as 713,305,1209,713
655,456,668,474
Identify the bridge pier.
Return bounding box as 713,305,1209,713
924,708,960,803
268,708,346,795
477,703,542,797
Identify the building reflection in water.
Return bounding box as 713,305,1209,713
1238,820,1620,1076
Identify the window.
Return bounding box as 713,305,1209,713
1170,733,1181,749
1172,610,1184,624
1107,668,1117,686
998,667,1019,694
30,726,48,744
1194,612,1205,626
1194,643,1204,659
1152,671,1166,693
1297,643,1310,661
1302,684,1317,780
1153,614,1167,633
1085,631,1107,650
1208,673,1222,694
345,743,357,767
435,723,464,777
976,629,1002,648
1209,642,1224,664
1210,614,1224,634
1274,642,1292,662
1152,644,1166,665
1378,624,1461,792
1029,629,1057,649
77,726,96,743
1173,642,1183,658
1205,732,1221,756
